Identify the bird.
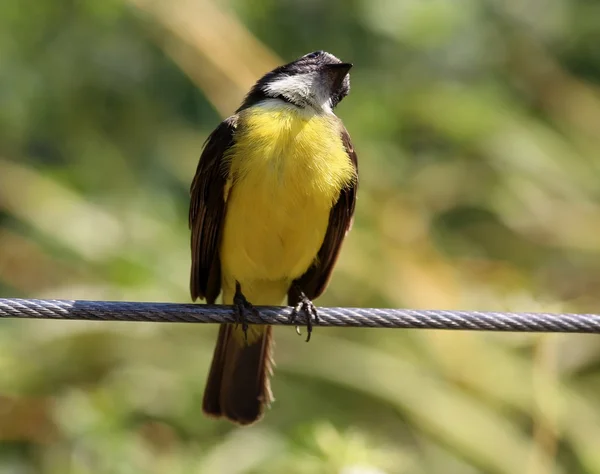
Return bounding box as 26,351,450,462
189,50,358,425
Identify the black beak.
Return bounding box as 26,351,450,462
326,62,353,73
324,62,353,87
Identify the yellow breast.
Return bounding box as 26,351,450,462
220,103,355,285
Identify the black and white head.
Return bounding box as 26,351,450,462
240,51,352,114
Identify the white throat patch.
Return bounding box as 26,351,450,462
264,72,333,115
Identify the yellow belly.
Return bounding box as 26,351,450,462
220,104,355,293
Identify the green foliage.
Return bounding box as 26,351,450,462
1,0,600,472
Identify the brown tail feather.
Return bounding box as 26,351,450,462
202,324,273,425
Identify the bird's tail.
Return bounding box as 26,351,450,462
202,322,273,425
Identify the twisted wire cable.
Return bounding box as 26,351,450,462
1,297,600,333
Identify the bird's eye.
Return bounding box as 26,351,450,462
304,51,324,59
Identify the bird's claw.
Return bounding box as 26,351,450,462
290,292,319,342
233,282,259,343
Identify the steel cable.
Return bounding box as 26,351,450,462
0,298,599,333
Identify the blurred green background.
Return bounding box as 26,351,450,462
2,0,600,472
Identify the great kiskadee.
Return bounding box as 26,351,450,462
189,50,358,425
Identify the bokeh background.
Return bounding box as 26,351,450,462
2,0,600,472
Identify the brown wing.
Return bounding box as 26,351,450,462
288,126,358,304
190,115,237,303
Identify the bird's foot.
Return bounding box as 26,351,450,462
290,288,319,342
233,281,260,343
